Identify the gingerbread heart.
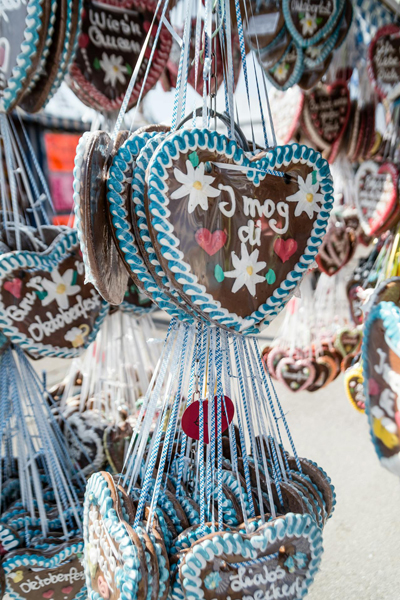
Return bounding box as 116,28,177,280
334,327,362,358
147,129,334,333
304,80,351,148
277,357,316,392
316,223,355,276
355,161,399,237
180,513,323,600
363,301,400,476
283,0,346,47
344,363,365,413
84,472,148,600
265,42,304,91
368,25,400,102
0,230,108,358
69,0,172,110
2,540,85,600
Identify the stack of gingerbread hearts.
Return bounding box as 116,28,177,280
244,0,353,92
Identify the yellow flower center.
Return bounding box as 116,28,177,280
246,266,254,276
113,66,119,72
306,193,314,203
193,180,203,190
56,283,66,295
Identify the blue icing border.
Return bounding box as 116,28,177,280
362,300,400,471
1,0,44,112
0,229,108,358
106,131,193,323
180,513,323,600
147,129,334,333
26,0,58,91
303,11,343,69
282,0,346,48
84,472,142,600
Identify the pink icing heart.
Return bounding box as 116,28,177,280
62,587,73,595
195,228,227,256
42,591,54,599
395,411,400,430
273,238,298,263
369,378,380,396
4,278,22,299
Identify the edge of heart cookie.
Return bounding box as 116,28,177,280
362,300,400,476
368,24,400,101
265,42,304,91
147,129,334,333
283,0,346,48
0,0,43,112
303,15,342,69
106,132,193,323
0,229,109,359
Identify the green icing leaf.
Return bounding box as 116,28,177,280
316,16,323,24
35,290,48,301
189,152,199,168
214,265,225,283
71,270,78,285
299,12,305,19
265,269,276,285
93,58,101,70
312,170,317,185
126,64,132,75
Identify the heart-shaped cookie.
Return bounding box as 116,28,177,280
363,301,400,476
316,222,355,276
368,25,400,102
181,396,234,444
0,230,108,358
180,513,323,600
344,363,365,413
277,357,316,392
84,472,146,600
355,161,399,236
304,81,351,148
283,0,346,47
265,42,304,91
334,327,362,357
2,540,85,600
147,129,334,333
69,0,172,110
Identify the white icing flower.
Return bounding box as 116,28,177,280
99,53,128,87
306,45,321,60
171,160,220,213
41,269,81,310
300,11,318,36
273,63,288,83
286,173,324,219
224,243,266,296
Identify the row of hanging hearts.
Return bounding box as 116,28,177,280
74,122,335,334
246,0,353,92
263,325,362,394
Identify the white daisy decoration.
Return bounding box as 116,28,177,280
171,160,220,213
306,45,321,60
274,63,288,83
99,53,128,87
286,173,324,219
41,269,81,310
225,243,266,296
300,11,318,36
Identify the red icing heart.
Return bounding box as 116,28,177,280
273,238,298,263
62,587,73,595
369,378,380,396
195,228,227,256
4,278,22,299
42,591,54,599
395,411,400,429
182,396,234,444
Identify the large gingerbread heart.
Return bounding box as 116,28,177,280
363,301,400,477
84,472,146,600
355,161,399,237
0,230,108,358
69,0,172,110
2,540,85,600
179,513,323,600
368,25,400,102
147,130,333,333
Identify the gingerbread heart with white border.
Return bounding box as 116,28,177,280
363,301,400,477
355,161,399,237
0,230,108,358
179,512,323,600
304,80,350,148
368,25,400,102
283,0,345,47
2,540,85,600
147,129,334,333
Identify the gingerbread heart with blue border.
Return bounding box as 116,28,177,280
2,539,85,600
363,301,400,477
0,229,108,358
147,129,334,333
179,513,323,600
283,0,346,48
